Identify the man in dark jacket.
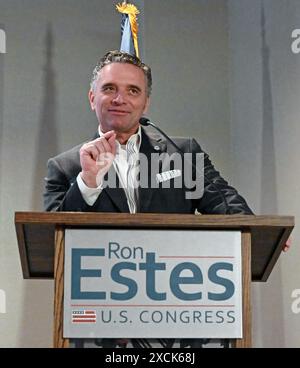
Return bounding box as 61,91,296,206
44,50,252,217
44,50,253,348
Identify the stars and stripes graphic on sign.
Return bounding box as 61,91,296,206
72,310,96,323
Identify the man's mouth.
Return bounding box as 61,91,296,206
108,109,130,115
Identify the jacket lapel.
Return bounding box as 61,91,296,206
138,127,167,212
102,165,130,213
92,131,129,212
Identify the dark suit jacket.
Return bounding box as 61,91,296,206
44,126,253,215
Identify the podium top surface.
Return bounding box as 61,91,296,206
15,212,294,282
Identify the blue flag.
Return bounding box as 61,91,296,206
120,14,135,55
116,2,140,57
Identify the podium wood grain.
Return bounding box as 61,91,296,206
53,227,69,348
232,231,252,348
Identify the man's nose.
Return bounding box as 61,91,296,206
112,93,125,105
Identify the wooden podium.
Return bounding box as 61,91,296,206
15,212,294,348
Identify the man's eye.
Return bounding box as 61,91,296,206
102,86,115,92
129,88,140,95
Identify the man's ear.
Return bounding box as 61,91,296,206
88,89,95,110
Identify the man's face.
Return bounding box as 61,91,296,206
89,62,150,136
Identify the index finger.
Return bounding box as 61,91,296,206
102,130,116,139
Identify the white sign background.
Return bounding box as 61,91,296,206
64,229,242,338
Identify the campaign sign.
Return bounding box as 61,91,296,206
64,229,242,338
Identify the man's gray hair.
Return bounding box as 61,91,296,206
90,50,152,96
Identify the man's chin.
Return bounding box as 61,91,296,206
100,120,125,132
99,117,140,134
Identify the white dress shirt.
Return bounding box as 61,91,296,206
77,126,141,213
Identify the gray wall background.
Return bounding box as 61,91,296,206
0,0,299,347
229,0,300,347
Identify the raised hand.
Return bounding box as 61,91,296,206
80,130,116,188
